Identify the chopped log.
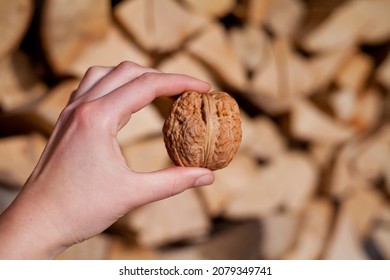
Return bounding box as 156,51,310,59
260,212,299,259
0,134,46,189
324,187,384,260
263,0,306,38
370,204,390,259
229,25,268,71
0,187,19,214
198,153,258,217
250,38,314,114
187,23,247,91
283,198,334,260
340,188,384,239
159,220,260,260
245,116,286,160
116,104,164,146
331,87,382,133
0,51,47,111
290,99,354,144
41,0,111,74
34,79,79,132
157,52,219,90
310,142,337,168
377,53,390,90
182,0,235,18
66,23,152,77
352,125,390,183
309,47,354,92
126,189,210,247
322,213,369,259
0,0,33,60
121,136,170,172
56,234,112,260
247,0,274,27
224,152,317,218
108,238,158,260
302,0,390,52
348,87,382,133
114,0,208,53
371,224,390,260
335,52,373,92
358,0,390,44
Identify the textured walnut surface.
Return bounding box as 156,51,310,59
163,91,242,170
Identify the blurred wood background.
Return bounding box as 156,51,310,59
0,0,389,260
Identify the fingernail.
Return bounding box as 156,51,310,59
194,174,214,187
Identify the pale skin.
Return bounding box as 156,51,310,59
0,61,215,259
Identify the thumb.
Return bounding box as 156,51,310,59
131,167,214,206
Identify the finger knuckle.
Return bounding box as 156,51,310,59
117,60,139,72
84,66,106,79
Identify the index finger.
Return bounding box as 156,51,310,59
96,72,211,129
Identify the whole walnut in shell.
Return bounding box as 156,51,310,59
163,91,242,170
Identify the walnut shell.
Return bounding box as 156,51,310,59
163,91,242,170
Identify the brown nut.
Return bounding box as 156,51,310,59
163,91,242,170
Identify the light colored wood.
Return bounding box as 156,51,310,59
283,198,333,260
260,212,299,259
127,189,210,247
0,51,47,111
66,23,152,77
263,0,306,37
371,225,390,260
370,204,390,259
159,220,260,260
245,116,286,160
56,234,112,260
0,134,46,189
0,0,33,60
309,48,353,91
353,124,390,183
41,0,111,74
377,53,390,90
340,188,384,239
157,52,219,91
198,153,258,217
229,25,269,71
108,238,158,260
302,0,390,52
122,136,170,172
247,0,274,26
331,87,382,133
290,99,354,144
250,38,314,114
182,0,235,18
114,0,208,53
187,22,247,91
348,87,382,133
224,152,317,219
116,104,164,146
328,141,367,199
35,79,79,130
325,187,384,260
358,0,390,45
335,52,373,92
322,214,369,260
310,142,336,168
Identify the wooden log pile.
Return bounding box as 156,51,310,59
0,0,389,260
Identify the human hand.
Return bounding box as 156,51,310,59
0,61,215,259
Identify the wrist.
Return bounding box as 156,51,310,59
0,190,67,259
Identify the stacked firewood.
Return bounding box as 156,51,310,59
0,0,389,260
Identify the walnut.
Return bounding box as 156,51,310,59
163,91,242,170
